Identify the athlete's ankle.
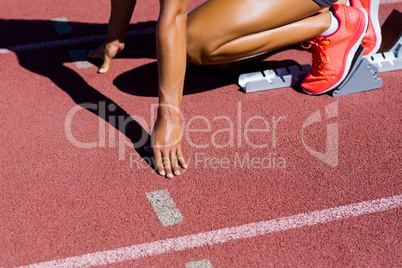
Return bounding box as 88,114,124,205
321,11,340,37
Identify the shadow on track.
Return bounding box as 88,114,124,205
0,19,303,168
0,19,159,163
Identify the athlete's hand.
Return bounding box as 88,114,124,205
150,112,187,179
88,40,125,74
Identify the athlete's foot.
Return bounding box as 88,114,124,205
88,40,125,73
350,0,382,56
301,4,368,95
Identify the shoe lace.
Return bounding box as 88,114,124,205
302,37,330,76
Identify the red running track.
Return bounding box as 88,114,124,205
0,0,401,267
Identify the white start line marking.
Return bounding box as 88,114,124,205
20,194,402,268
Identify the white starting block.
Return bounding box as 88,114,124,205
238,64,311,93
238,36,401,96
368,36,402,72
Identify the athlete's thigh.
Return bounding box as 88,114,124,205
187,0,322,47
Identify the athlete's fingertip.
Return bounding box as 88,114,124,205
98,67,108,74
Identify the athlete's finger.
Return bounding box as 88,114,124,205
176,146,188,169
170,151,181,176
162,152,174,179
98,56,111,74
153,149,165,176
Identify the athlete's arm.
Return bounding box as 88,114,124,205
152,0,190,178
88,0,136,73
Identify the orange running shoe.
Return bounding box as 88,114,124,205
301,4,368,95
351,0,382,56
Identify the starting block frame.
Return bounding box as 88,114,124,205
238,64,310,93
368,36,402,72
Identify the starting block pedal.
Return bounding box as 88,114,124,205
332,46,382,96
367,35,402,72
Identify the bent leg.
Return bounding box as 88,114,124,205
187,0,336,65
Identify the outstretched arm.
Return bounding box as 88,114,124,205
152,0,190,179
88,0,136,73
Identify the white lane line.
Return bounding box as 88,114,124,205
0,28,155,54
146,189,184,226
68,49,93,69
20,194,401,268
51,17,73,35
185,259,214,268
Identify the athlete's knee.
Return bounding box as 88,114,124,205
186,25,217,65
187,37,217,65
187,35,205,65
187,41,207,65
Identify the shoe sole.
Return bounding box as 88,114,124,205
304,8,369,95
365,0,382,57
